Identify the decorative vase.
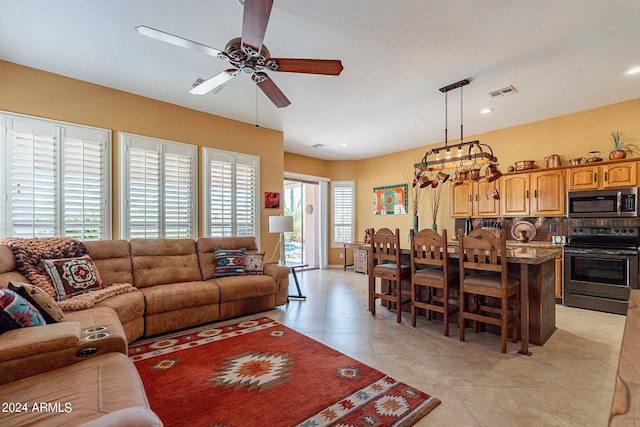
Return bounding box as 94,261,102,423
412,216,419,233
609,150,626,160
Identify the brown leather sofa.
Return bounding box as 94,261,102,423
0,236,290,426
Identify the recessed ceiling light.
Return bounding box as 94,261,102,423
625,66,640,76
341,143,348,147
481,108,493,114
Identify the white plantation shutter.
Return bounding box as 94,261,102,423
165,152,194,238
331,181,355,247
1,113,111,240
62,128,109,240
203,148,259,238
120,133,197,239
120,133,198,239
128,146,161,238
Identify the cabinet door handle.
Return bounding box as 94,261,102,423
534,190,537,198
594,172,597,183
475,194,478,202
605,171,608,182
526,190,529,199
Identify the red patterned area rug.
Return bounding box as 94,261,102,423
129,317,440,426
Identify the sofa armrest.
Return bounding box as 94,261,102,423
0,322,84,384
0,322,81,363
263,264,291,289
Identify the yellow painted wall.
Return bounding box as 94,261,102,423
0,61,285,253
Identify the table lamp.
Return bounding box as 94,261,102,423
269,215,293,265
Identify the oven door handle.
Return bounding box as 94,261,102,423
564,248,638,257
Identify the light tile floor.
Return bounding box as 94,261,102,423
262,268,626,427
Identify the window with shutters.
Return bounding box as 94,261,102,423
120,133,197,239
203,148,259,239
0,112,111,240
331,181,355,247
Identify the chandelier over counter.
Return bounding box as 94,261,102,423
414,79,502,188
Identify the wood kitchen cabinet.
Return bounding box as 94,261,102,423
451,180,500,218
500,169,565,217
568,161,637,190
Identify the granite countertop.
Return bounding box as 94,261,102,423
447,241,562,264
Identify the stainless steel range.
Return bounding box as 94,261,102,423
563,218,640,314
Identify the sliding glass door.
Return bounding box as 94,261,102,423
283,179,320,268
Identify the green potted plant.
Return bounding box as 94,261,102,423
609,131,638,160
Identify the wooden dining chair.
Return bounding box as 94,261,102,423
457,228,520,353
368,228,411,323
409,228,459,336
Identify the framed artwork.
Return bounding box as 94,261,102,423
264,192,280,209
373,184,408,215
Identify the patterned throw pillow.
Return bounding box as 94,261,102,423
244,252,265,275
0,288,45,334
8,282,64,323
42,255,103,301
213,248,246,278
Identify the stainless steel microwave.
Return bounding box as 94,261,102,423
567,187,638,218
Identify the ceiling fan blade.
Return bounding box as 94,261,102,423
252,72,290,108
241,0,273,55
136,25,222,58
270,58,344,75
189,69,239,95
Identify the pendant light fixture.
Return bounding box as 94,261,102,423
414,79,501,187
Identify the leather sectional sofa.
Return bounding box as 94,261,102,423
0,236,290,426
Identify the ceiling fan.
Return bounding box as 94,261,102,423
136,0,343,108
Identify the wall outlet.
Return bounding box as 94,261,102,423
550,224,557,232
339,252,344,259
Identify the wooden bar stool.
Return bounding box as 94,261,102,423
368,228,411,323
409,228,459,336
458,228,520,353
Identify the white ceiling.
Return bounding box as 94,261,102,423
2,0,640,161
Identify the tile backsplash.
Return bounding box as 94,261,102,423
453,217,569,243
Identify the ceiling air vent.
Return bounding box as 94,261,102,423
311,143,327,149
488,85,518,99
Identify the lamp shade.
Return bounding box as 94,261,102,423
269,215,293,233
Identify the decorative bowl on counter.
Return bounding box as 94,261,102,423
510,220,537,242
514,160,535,171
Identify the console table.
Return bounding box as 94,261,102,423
342,242,367,271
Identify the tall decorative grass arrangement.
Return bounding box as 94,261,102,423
426,183,443,226
400,163,425,216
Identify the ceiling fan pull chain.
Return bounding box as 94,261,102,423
255,85,260,128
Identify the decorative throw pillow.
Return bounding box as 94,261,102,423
42,255,103,301
0,288,45,334
244,252,265,275
8,282,64,323
213,248,246,278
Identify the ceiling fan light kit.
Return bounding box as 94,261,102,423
137,0,343,108
415,79,502,187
